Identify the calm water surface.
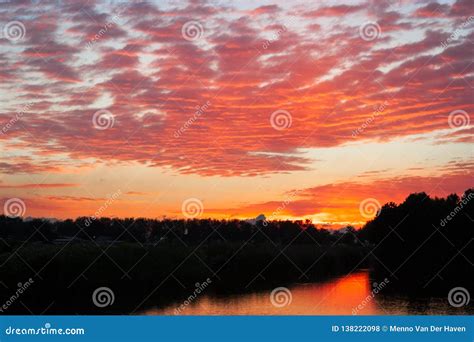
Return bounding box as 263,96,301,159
143,270,472,315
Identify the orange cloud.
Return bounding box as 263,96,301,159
0,1,472,224
0,183,78,189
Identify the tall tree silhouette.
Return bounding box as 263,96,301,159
359,189,474,293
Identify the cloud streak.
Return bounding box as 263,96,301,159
0,0,472,224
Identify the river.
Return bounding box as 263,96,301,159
142,270,471,315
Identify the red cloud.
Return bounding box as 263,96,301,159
303,5,364,17
0,0,472,178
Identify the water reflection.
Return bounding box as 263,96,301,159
143,270,472,315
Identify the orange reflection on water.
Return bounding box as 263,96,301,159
145,270,382,315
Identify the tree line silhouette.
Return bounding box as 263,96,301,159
0,188,472,313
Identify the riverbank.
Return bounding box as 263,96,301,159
0,241,368,314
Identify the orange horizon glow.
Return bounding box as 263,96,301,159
0,1,472,228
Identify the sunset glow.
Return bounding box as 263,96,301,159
1,0,472,227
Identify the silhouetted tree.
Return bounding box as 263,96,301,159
358,188,474,294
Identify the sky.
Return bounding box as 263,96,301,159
0,0,472,227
